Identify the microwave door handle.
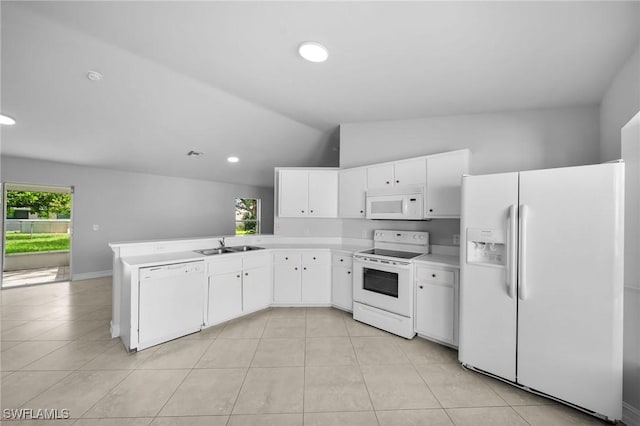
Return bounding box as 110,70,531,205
402,198,407,214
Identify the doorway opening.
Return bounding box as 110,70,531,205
2,183,73,288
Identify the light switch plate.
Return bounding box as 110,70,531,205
453,234,460,245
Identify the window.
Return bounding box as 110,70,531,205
235,198,260,235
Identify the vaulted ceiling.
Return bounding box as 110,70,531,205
2,1,639,186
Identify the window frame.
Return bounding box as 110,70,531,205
235,198,261,235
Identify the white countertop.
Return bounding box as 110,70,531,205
414,253,460,268
121,243,373,268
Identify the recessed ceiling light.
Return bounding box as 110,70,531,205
298,42,328,63
0,114,16,126
227,156,239,163
187,150,204,157
87,70,103,81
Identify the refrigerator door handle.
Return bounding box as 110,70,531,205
507,204,518,298
518,204,528,300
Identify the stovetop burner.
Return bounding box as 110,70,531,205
358,248,424,260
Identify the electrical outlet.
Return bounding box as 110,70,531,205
453,234,460,245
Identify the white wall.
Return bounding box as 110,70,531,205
340,106,601,174
600,41,640,162
1,156,274,277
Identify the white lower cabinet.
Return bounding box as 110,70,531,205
273,256,302,303
206,253,271,325
242,265,271,313
208,270,243,324
331,254,353,311
273,251,331,305
414,264,459,347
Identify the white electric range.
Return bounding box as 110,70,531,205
352,229,430,338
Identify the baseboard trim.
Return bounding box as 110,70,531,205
624,402,640,426
71,270,112,281
110,321,120,339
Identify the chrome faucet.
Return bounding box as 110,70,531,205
218,237,225,248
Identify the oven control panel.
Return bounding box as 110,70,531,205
373,230,429,246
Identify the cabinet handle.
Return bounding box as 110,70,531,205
340,259,343,262
347,271,351,275
301,210,305,213
294,267,298,271
360,210,364,213
396,180,400,183
245,272,248,276
310,210,314,213
432,273,436,278
285,257,288,260
429,208,433,212
303,267,307,271
236,274,241,278
386,181,390,184
313,257,316,260
419,285,423,289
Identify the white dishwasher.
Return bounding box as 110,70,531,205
138,261,205,350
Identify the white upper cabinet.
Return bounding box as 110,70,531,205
278,170,309,217
394,158,427,186
367,158,426,189
366,164,395,189
308,171,338,217
425,150,470,218
278,169,338,218
338,168,367,218
279,149,469,220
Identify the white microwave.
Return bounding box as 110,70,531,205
365,186,424,220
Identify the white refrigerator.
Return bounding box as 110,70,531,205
459,162,625,421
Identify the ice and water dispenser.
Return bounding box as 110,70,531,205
466,228,506,267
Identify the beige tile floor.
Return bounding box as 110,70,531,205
0,277,612,425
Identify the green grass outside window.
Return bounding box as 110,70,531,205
4,232,70,254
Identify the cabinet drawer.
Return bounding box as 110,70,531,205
273,252,301,264
243,253,270,270
302,252,330,265
332,254,353,267
416,267,455,285
210,257,243,275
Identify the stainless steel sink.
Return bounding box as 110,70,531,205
194,248,235,256
227,245,264,252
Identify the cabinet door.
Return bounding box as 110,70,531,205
273,264,302,304
302,264,331,304
367,164,394,189
425,152,469,217
308,171,338,217
208,272,243,324
415,282,455,343
243,266,271,313
339,168,367,218
394,158,426,186
279,170,309,217
331,267,353,311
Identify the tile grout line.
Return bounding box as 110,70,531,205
150,334,219,423
224,308,271,425
301,307,306,425
408,352,454,424
344,315,382,426
72,368,136,420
